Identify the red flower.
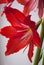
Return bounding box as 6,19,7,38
0,0,14,4
17,0,36,15
0,7,40,62
38,0,44,18
17,0,44,18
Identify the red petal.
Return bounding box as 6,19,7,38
38,6,43,18
5,30,32,55
23,0,37,15
38,0,43,18
4,7,26,27
1,26,27,38
25,15,35,28
1,26,15,38
4,7,35,29
17,0,29,5
0,0,14,4
24,16,40,47
0,29,1,33
33,29,40,47
28,42,34,62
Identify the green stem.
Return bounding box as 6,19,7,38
36,19,42,29
38,50,43,62
42,50,44,65
33,19,44,65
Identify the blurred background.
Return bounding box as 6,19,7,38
0,0,44,65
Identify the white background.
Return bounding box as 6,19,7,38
0,0,44,65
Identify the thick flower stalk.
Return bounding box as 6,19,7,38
0,7,40,62
33,18,44,65
42,50,44,65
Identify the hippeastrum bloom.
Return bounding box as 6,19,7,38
17,0,44,18
0,0,14,4
0,7,40,62
38,0,44,18
17,0,37,15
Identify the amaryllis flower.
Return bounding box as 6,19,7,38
17,0,44,18
0,7,40,62
0,0,14,4
38,0,44,18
